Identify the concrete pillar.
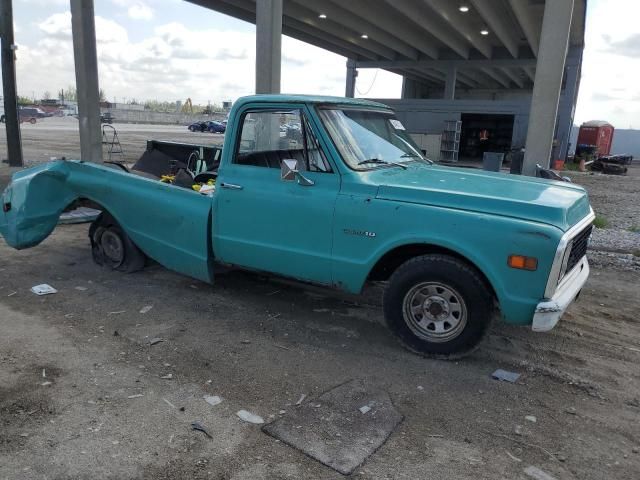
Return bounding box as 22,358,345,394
0,0,23,167
555,47,582,162
70,0,103,162
345,59,357,97
256,0,282,94
443,66,456,100
522,0,574,175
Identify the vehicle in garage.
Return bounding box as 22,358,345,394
0,95,594,358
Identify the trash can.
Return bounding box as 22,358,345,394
483,152,504,172
509,150,525,174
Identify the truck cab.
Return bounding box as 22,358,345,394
0,95,594,358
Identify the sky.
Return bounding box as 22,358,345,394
2,0,638,127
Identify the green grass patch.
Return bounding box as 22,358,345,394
632,250,640,258
593,215,608,229
628,225,640,233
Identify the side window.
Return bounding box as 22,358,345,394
235,110,304,168
303,116,332,173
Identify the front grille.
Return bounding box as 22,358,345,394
565,224,592,274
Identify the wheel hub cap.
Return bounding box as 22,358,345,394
403,282,467,343
101,230,124,266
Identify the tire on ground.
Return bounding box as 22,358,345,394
89,213,145,273
383,254,495,359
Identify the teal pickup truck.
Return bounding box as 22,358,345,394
0,95,594,357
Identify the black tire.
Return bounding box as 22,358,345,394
89,213,145,273
383,254,494,359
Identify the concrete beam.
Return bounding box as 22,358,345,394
284,1,398,61
255,0,282,93
0,0,23,167
355,58,537,69
509,0,541,57
389,0,470,58
332,0,439,58
523,66,536,83
470,0,520,58
523,0,575,175
70,0,102,163
291,0,419,60
423,0,493,58
477,67,510,88
500,67,525,88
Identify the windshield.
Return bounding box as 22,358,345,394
318,107,428,171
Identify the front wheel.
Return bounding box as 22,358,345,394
383,254,494,358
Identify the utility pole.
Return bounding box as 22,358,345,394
0,0,24,167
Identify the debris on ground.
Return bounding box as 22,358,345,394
565,407,577,415
295,394,306,406
108,310,126,315
41,381,52,387
492,369,521,383
149,337,163,346
525,415,537,423
236,410,264,424
74,286,88,291
524,466,558,480
31,284,58,296
191,420,213,438
160,373,173,380
263,379,403,475
204,395,223,407
162,398,176,409
127,394,144,399
359,405,371,414
139,305,153,314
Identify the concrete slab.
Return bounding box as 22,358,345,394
262,379,403,475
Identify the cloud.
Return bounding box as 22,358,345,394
16,10,369,105
603,33,640,58
128,3,154,21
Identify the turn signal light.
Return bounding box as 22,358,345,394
508,255,538,271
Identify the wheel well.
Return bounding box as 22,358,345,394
367,243,497,299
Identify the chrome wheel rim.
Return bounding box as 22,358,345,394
402,282,467,342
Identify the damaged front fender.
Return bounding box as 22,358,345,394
0,161,76,249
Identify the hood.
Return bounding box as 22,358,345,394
367,163,591,231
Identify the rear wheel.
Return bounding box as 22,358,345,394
29,118,36,124
383,254,494,358
89,213,145,273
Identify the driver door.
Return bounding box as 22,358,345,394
214,106,339,285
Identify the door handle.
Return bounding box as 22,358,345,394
220,182,243,190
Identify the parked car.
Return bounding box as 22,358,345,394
188,121,207,132
207,121,226,133
100,112,114,124
18,109,37,124
0,94,595,358
20,107,46,118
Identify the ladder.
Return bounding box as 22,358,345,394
102,124,125,162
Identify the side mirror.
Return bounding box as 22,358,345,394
281,159,314,186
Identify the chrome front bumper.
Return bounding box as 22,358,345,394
532,256,589,332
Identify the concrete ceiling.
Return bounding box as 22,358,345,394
187,0,587,91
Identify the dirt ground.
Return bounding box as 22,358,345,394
1,125,640,479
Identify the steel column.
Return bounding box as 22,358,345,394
70,0,103,162
1,0,23,167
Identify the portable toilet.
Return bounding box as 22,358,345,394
576,120,614,157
